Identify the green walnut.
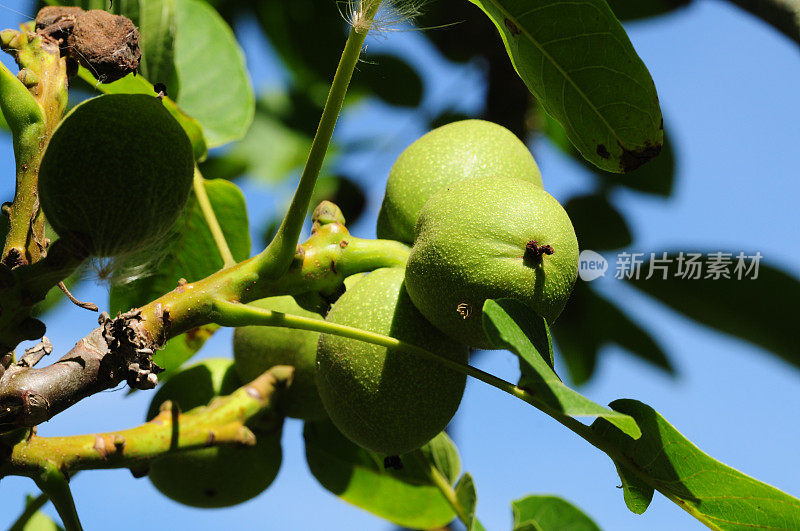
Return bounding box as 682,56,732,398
316,267,468,456
233,296,326,421
146,358,282,508
39,93,194,257
377,119,543,244
405,176,579,349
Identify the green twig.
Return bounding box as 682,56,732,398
192,167,236,268
2,366,292,476
258,0,382,276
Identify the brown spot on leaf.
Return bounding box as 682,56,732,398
618,142,662,173
504,18,521,36
596,144,610,159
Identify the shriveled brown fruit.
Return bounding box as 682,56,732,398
67,9,140,83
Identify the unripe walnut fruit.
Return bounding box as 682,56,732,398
377,119,543,243
233,296,327,421
405,176,579,349
39,93,194,257
316,267,468,455
146,358,282,508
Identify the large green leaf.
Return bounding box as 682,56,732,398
173,0,253,147
109,179,249,376
553,283,673,385
113,0,180,94
469,0,663,172
200,95,313,183
483,299,641,438
512,495,600,531
304,420,457,529
592,400,800,527
628,252,800,370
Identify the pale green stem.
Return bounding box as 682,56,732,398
34,465,81,531
258,0,382,276
193,167,236,268
210,299,510,392
410,449,470,525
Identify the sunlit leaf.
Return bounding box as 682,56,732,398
468,0,663,172
592,399,800,526
512,495,600,530
482,299,641,438
173,0,253,147
304,420,457,529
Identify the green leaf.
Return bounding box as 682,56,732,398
614,462,654,514
202,96,312,183
77,67,207,160
116,0,180,94
606,0,692,21
304,420,457,529
109,179,249,375
482,298,641,439
173,0,254,147
512,495,600,531
564,194,632,251
539,108,676,196
418,431,461,485
469,0,663,172
592,400,800,527
628,252,800,370
455,473,486,531
553,283,672,385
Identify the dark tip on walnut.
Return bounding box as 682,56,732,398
524,240,555,266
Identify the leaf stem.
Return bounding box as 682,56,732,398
34,465,82,531
192,167,236,268
411,449,470,525
258,0,382,276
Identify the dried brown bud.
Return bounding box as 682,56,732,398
67,10,141,83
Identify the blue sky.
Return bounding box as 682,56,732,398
1,1,800,529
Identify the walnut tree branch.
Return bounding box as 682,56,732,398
0,218,408,430
0,366,292,478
